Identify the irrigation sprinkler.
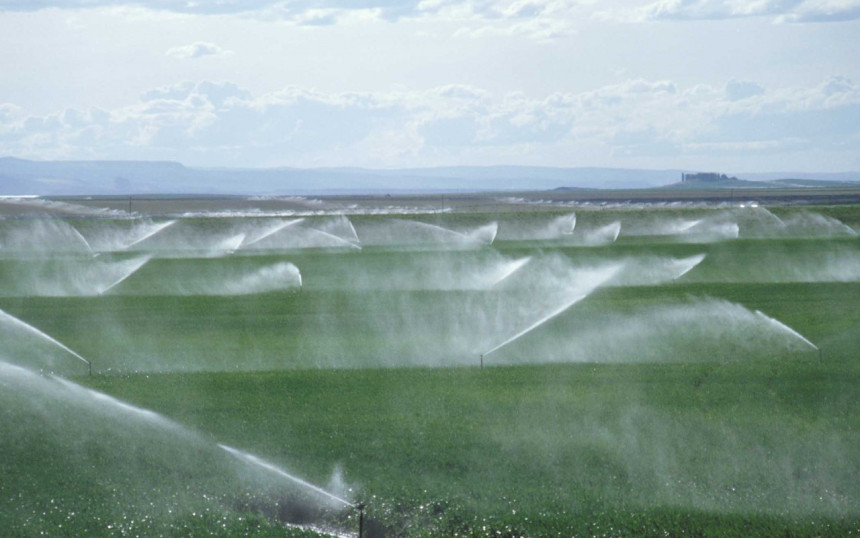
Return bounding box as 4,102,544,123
357,503,366,538
218,444,364,535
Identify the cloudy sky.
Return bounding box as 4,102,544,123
0,0,858,173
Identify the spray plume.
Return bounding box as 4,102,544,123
754,310,818,350
219,444,355,508
0,308,91,371
483,263,622,358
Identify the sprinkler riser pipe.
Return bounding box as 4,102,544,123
357,503,366,538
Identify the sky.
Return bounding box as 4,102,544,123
0,0,858,174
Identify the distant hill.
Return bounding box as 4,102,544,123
0,157,857,196
0,158,680,195
769,178,860,188
660,177,778,190
741,171,860,184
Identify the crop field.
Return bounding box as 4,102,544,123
1,198,860,536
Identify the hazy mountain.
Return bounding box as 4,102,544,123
1,157,857,196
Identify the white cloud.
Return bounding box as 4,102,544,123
0,77,858,170
776,0,860,22
165,41,232,59
629,0,860,22
0,0,594,38
0,1,429,18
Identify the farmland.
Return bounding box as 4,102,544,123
1,195,859,536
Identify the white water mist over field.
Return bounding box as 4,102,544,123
728,206,858,238
310,215,361,244
0,359,354,518
176,261,302,295
291,291,824,370
599,253,707,287
76,219,178,252
0,256,151,296
117,260,303,296
637,212,742,242
496,298,822,365
495,216,617,245
305,250,532,291
579,221,622,245
0,256,303,297
238,217,360,252
682,246,860,283
238,218,305,247
294,259,625,368
496,212,577,241
633,216,706,237
4,208,854,372
0,218,94,256
38,216,360,256
354,218,497,248
613,207,856,241
6,209,850,264
2,204,859,535
778,211,859,237
126,221,247,257
0,308,91,374
497,395,860,516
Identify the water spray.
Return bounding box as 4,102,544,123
344,217,360,243
218,444,367,536
98,256,151,295
0,308,93,375
70,225,95,255
754,310,820,360
398,219,468,241
123,219,177,250
306,227,362,249
490,256,532,288
480,264,622,364
672,253,707,285
395,219,496,246
241,218,305,248
481,292,588,362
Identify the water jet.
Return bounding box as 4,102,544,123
218,443,365,534
489,256,532,287
480,263,622,363
123,219,178,250
0,308,92,374
753,310,819,352
97,255,151,295
306,227,362,249
70,225,95,254
241,218,305,248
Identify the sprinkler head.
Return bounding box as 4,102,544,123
356,503,366,538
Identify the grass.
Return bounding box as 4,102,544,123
1,205,859,536
71,358,860,536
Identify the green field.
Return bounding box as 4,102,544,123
1,202,859,536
